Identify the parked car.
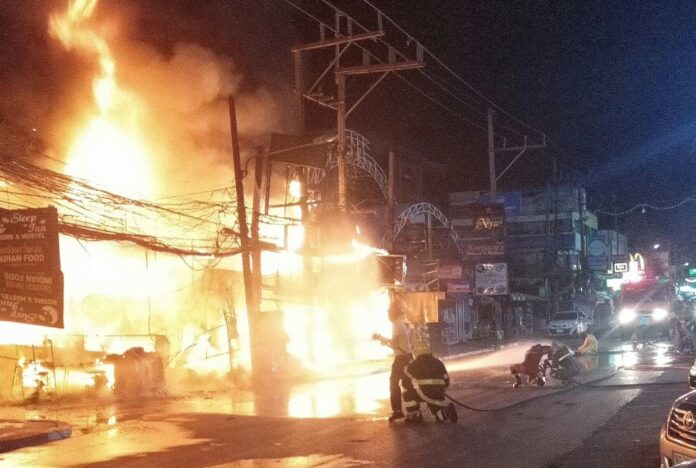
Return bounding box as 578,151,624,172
660,390,696,467
578,311,594,329
547,311,589,336
690,359,696,390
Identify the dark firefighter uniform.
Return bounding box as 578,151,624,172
547,342,580,383
510,344,552,388
402,342,457,423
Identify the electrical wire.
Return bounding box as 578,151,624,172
594,195,696,216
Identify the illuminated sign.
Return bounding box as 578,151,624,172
613,262,628,273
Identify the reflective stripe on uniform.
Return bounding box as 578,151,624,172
413,378,446,385
414,385,446,407
403,399,419,409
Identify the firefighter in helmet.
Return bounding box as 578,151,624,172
402,341,458,423
510,343,553,388
546,341,580,384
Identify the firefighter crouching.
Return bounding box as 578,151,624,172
510,344,553,388
402,341,458,424
545,341,580,384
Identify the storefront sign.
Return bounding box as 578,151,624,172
475,263,508,296
465,241,505,257
446,282,471,294
0,270,64,328
0,207,63,328
438,265,463,279
0,207,60,270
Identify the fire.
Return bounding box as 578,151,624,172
50,0,153,199
0,0,394,402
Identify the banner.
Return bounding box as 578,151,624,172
587,234,608,271
393,291,439,323
475,263,508,295
0,207,63,328
438,265,462,280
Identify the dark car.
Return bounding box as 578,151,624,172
660,390,696,467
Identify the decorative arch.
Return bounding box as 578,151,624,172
308,130,387,200
394,202,464,257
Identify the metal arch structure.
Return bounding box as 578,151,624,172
394,202,464,257
308,130,388,200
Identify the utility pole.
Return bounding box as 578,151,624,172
386,149,396,252
488,109,496,199
228,96,263,380
487,107,546,199
292,11,423,213
293,50,304,135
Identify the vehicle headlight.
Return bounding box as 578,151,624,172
652,308,668,321
618,308,636,324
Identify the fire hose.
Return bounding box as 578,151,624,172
445,365,687,412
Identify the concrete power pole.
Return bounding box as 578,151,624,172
292,11,423,213
487,108,546,199
488,109,497,199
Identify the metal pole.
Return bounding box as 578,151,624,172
293,50,304,135
488,109,496,199
387,149,396,252
336,73,347,210
228,96,261,378
251,147,266,303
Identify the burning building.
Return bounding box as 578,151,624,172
0,0,394,401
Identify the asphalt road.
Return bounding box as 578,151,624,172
0,339,691,467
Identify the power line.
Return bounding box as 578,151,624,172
594,195,696,216
358,0,545,138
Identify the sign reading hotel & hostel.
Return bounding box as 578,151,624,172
0,207,63,328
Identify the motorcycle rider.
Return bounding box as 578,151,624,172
510,343,553,388
402,341,457,424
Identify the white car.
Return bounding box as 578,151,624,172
547,311,589,336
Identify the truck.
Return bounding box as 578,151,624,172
616,279,675,340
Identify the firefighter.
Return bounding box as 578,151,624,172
382,305,412,422
402,341,458,424
576,331,599,355
510,343,553,388
546,341,580,384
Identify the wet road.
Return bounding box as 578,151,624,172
0,338,692,467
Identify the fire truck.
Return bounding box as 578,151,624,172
617,279,675,339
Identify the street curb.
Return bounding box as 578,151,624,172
0,419,72,453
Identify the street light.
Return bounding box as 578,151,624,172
653,243,660,250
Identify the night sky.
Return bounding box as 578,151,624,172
1,0,695,249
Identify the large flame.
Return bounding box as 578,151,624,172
0,0,394,397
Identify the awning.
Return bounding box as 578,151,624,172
509,292,546,302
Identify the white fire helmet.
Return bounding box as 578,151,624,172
413,341,431,357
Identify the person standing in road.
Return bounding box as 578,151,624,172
386,304,412,422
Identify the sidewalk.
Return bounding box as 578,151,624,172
0,419,71,452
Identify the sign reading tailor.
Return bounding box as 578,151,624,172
475,262,508,296
446,281,471,294
0,207,63,328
